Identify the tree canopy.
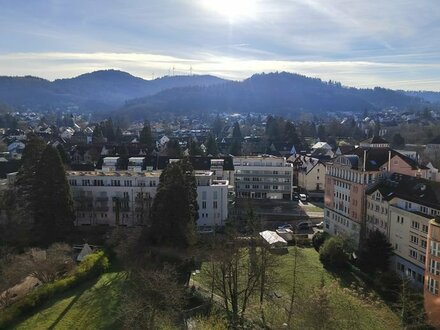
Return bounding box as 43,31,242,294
33,146,75,246
149,160,198,248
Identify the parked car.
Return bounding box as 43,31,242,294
297,220,313,230
278,224,293,230
299,193,307,202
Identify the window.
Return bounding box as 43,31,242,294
202,201,207,209
410,235,419,245
431,241,440,257
422,224,429,233
428,277,439,295
405,201,412,210
409,249,417,259
421,240,427,249
213,201,218,209
430,259,440,275
213,191,218,200
411,221,420,230
397,262,405,272
202,191,207,200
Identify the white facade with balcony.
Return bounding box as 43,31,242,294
67,169,228,229
233,156,293,199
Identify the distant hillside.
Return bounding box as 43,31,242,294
0,70,227,111
405,90,440,104
121,72,423,119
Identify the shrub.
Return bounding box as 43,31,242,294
294,236,312,247
319,236,349,269
0,251,109,328
312,231,330,252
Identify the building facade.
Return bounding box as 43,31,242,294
324,138,429,245
233,155,293,200
424,219,440,328
365,174,440,288
291,155,326,193
68,157,229,229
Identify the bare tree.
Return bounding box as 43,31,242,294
118,265,184,329
286,245,303,327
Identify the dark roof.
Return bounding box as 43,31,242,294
366,173,440,210
360,136,389,145
342,147,426,171
428,135,440,145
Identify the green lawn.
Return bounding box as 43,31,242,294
12,272,126,330
193,247,401,329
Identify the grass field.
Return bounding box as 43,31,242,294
13,272,126,330
193,247,401,329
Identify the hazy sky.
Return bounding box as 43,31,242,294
1,0,440,90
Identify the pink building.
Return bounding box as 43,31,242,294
324,137,429,245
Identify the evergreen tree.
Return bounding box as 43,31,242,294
188,139,203,156
229,139,242,156
232,122,242,139
166,139,182,158
212,115,224,137
115,126,123,143
104,118,115,142
392,133,405,148
56,144,69,165
92,124,104,143
205,134,219,156
15,133,46,221
33,146,75,246
317,124,326,141
283,121,301,146
358,230,393,273
265,116,280,141
140,121,154,151
149,160,198,247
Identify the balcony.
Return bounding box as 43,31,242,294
94,206,109,212
95,196,109,202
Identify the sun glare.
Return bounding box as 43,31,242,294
201,0,258,22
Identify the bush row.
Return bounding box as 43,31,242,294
0,250,109,328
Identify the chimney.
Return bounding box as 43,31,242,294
363,149,367,172
388,150,391,172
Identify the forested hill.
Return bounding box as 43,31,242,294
120,72,424,119
0,70,227,111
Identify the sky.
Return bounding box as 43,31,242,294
0,0,440,91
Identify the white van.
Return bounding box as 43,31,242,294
299,193,307,202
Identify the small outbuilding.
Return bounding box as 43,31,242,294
259,230,288,248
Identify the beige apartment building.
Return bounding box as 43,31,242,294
366,174,440,288
291,155,326,193
424,218,440,328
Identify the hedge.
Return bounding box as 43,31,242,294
0,250,109,328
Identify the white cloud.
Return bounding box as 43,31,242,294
1,52,440,91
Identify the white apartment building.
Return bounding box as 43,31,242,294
68,158,229,229
233,155,293,200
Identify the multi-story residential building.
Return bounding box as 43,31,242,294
68,157,229,229
424,218,440,328
365,174,440,288
291,155,326,194
324,137,429,245
233,155,293,200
